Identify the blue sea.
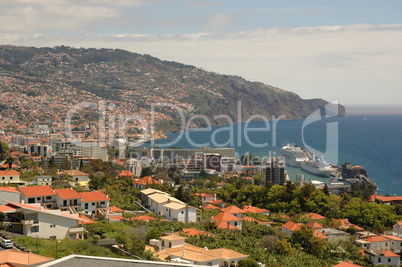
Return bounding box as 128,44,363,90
145,107,402,195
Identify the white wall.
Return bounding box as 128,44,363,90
0,191,20,205
24,212,79,239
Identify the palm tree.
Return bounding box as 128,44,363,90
5,156,15,169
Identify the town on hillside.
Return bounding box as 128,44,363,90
0,138,401,267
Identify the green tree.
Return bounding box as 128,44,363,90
146,227,162,243
239,258,259,267
273,239,292,255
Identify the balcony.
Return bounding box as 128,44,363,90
68,227,85,234
20,219,34,225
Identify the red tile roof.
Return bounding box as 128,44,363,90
220,205,245,214
313,229,328,239
382,235,402,241
128,215,157,221
18,185,57,197
0,204,17,213
55,188,82,199
134,176,161,185
207,200,223,204
182,228,211,237
111,206,124,212
332,261,363,267
364,236,389,242
382,249,400,257
372,194,402,202
79,214,96,225
0,170,20,176
305,213,326,220
79,191,110,202
204,204,220,210
213,212,241,222
0,186,19,194
118,170,134,178
282,221,304,232
0,164,19,168
242,205,270,214
307,221,324,229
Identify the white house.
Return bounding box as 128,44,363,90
55,188,82,212
383,235,402,254
355,236,390,251
79,191,110,217
57,170,90,184
147,192,184,216
0,200,87,240
18,185,58,209
125,158,142,178
155,234,248,267
212,212,243,230
0,186,20,205
194,193,215,205
0,170,21,184
365,249,400,266
163,202,197,223
37,175,53,186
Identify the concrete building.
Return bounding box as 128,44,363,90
0,201,86,240
0,170,21,184
212,212,242,230
365,250,400,266
18,185,58,209
37,175,53,186
0,186,20,205
265,158,286,185
55,188,82,212
126,158,142,177
79,191,111,217
316,228,349,243
150,147,235,162
140,189,196,223
155,234,248,267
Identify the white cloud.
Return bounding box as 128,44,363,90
1,24,401,105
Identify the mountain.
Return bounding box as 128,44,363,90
0,45,345,134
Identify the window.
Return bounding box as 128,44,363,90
388,259,391,263
378,258,381,263
46,196,51,200
49,236,56,239
234,222,237,226
37,197,40,200
28,198,35,204
100,201,105,205
181,211,184,214
74,199,77,205
10,177,12,180
207,262,212,266
76,178,78,181
1,177,4,180
63,200,67,206
92,202,95,206
31,226,39,232
85,203,88,209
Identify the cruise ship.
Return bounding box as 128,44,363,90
301,155,335,177
280,144,309,167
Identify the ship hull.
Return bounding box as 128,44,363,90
301,163,333,177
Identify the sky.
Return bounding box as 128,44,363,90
1,0,402,105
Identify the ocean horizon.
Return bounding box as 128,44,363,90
144,107,402,196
